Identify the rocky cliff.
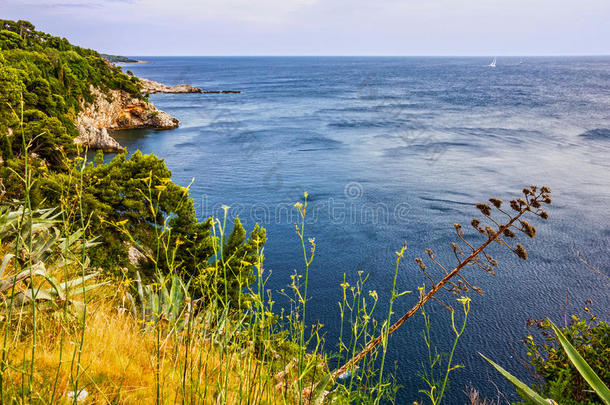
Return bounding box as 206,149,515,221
139,78,202,94
75,86,179,152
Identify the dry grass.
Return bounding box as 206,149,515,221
2,289,288,404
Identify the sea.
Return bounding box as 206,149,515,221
114,56,610,403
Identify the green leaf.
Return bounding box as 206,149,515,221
548,320,610,404
479,352,550,405
310,374,332,404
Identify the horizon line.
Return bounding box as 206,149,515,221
121,54,610,58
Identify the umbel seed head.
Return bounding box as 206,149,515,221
489,198,503,209
476,203,492,216
515,243,528,260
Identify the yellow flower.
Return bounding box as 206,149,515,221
457,296,471,305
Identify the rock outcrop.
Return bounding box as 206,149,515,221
139,78,202,94
75,86,179,152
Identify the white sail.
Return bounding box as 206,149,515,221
488,57,496,67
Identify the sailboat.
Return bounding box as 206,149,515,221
488,57,497,67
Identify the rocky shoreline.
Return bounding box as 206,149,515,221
75,72,241,152
139,77,202,94
75,76,199,152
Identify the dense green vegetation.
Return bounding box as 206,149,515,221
524,314,609,404
0,19,264,296
100,53,140,63
0,19,142,165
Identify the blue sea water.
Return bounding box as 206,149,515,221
116,56,609,403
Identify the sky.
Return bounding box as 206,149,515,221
2,0,609,56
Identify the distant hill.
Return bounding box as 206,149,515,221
100,53,139,63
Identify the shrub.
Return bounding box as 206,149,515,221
524,313,610,404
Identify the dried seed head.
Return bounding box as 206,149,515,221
542,195,552,204
540,186,551,193
485,225,496,237
523,188,532,196
539,211,548,220
471,218,481,228
531,200,541,208
521,220,537,238
517,198,527,206
530,185,537,192
510,200,520,211
489,198,503,209
453,223,462,232
450,242,462,255
415,257,426,271
515,243,528,260
472,286,483,295
425,248,435,259
476,203,492,216
503,228,515,238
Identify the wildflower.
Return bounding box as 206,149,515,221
457,296,471,305
67,390,88,402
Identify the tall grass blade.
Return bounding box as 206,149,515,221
479,352,550,405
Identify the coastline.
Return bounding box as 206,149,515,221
75,65,203,151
